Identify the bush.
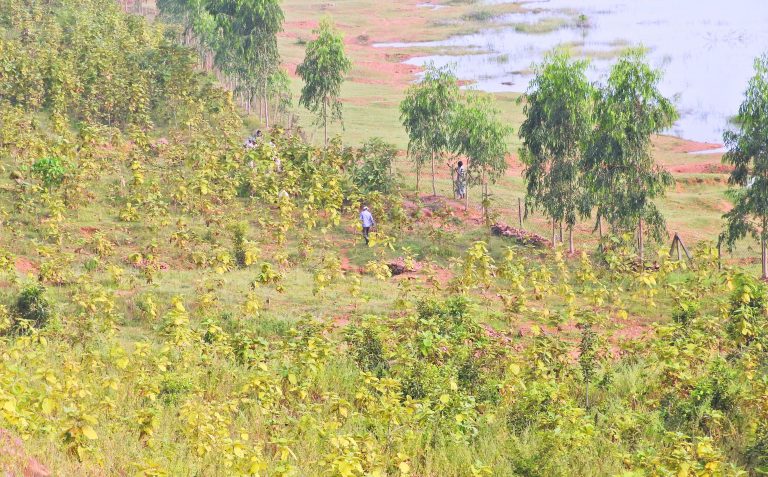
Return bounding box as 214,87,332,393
352,138,398,194
159,373,195,405
728,273,767,312
726,273,768,346
672,300,700,326
14,283,52,329
346,324,389,376
31,156,67,189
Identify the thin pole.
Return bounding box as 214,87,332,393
717,239,722,270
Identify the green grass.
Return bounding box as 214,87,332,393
514,17,570,34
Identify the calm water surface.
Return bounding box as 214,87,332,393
380,0,768,143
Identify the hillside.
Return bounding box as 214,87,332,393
0,1,766,476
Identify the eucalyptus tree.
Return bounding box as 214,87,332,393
157,0,217,50
583,49,678,262
721,54,768,279
518,51,594,253
400,63,459,195
206,0,284,123
296,18,352,146
451,92,511,217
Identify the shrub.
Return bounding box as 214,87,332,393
159,373,195,405
13,283,52,329
726,273,768,346
728,273,767,312
352,138,398,194
672,300,700,326
346,323,389,377
31,156,67,189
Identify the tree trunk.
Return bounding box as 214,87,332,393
569,226,574,255
597,215,603,240
763,220,767,280
465,181,469,212
638,218,644,264
464,166,469,212
585,382,590,411
416,164,420,193
552,219,557,249
431,151,437,196
560,221,564,244
264,78,270,128
450,163,457,200
323,98,328,146
518,198,523,228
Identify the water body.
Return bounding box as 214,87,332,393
377,0,768,144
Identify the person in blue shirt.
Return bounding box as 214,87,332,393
359,206,375,245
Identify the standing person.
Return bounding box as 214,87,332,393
456,161,467,199
359,206,375,245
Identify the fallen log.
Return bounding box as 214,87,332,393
491,223,552,248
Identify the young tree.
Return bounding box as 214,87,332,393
296,18,352,146
518,51,594,253
583,49,678,262
451,92,511,218
206,0,284,123
400,63,459,195
721,54,768,279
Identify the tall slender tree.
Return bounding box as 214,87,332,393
721,54,768,279
583,49,678,262
518,51,594,253
205,0,284,121
400,63,459,195
296,18,352,146
451,92,511,217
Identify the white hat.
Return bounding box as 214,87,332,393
363,206,369,210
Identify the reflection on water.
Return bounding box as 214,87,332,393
376,0,768,143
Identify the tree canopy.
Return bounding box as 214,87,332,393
583,49,678,260
518,51,594,251
400,63,460,195
721,54,768,278
451,92,511,215
296,18,352,146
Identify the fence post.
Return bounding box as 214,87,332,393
678,234,692,262
717,238,722,270
669,234,679,260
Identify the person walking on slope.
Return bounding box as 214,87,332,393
360,206,375,245
456,161,467,199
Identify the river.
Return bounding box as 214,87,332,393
377,0,768,144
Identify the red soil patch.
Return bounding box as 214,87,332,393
333,313,351,328
431,266,453,285
79,226,98,237
14,257,37,275
668,162,732,174
716,200,733,213
281,2,438,90
506,153,525,175
611,323,650,342
339,249,362,273
0,428,50,477
670,138,723,154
